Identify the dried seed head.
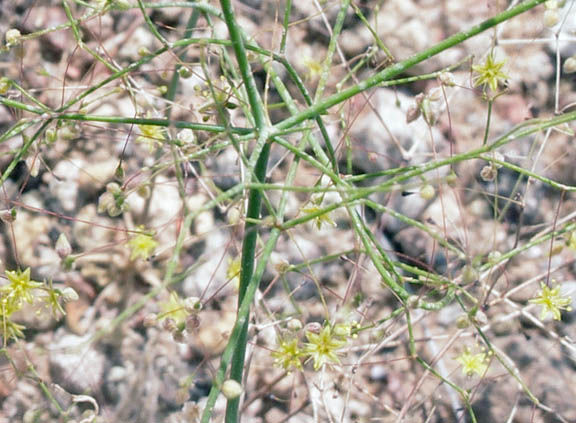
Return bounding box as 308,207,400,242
163,317,178,332
143,313,158,328
406,104,421,123
304,321,322,334
480,165,497,182
439,71,456,87
185,314,201,332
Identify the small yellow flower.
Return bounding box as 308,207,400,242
226,256,241,288
304,325,346,370
472,52,509,92
529,282,572,321
272,337,304,372
128,227,158,261
158,291,189,326
300,206,337,230
303,57,323,81
455,347,490,377
3,268,43,306
136,118,165,153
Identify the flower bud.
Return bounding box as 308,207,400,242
5,29,21,46
563,56,576,74
221,379,243,399
0,77,11,95
419,184,436,200
227,206,241,225
178,67,193,79
0,208,17,223
287,318,303,331
177,128,195,144
56,233,72,258
61,287,79,302
544,9,559,27
183,296,202,313
406,295,420,309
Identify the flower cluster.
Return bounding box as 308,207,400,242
272,321,357,372
144,291,202,343
1,268,78,343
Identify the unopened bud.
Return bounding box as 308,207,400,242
61,287,79,302
0,208,17,223
221,379,243,399
419,184,436,200
227,207,241,225
0,77,11,95
287,318,303,331
56,233,72,258
544,9,560,27
178,67,193,79
183,296,202,313
563,56,576,74
5,29,21,46
177,128,195,144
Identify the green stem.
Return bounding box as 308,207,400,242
270,0,548,134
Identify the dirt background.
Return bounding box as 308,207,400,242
0,0,576,422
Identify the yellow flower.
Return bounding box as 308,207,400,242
158,291,189,326
472,52,509,92
3,268,43,306
226,256,242,288
136,119,165,153
128,227,158,261
272,337,304,372
300,206,337,230
529,282,572,321
304,325,346,370
455,347,490,377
